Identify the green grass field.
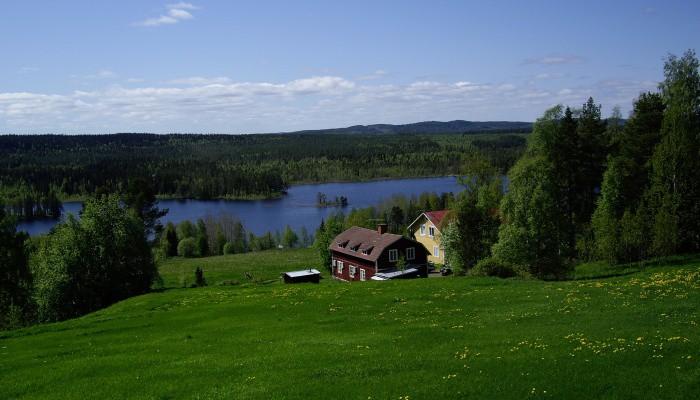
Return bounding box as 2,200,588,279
1,250,699,399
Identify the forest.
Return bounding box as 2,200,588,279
0,132,526,219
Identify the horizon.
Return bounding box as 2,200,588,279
1,0,699,134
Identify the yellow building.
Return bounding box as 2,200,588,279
407,210,450,265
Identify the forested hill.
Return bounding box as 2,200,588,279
283,120,533,135
0,132,527,209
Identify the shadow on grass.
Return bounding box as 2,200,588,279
571,253,700,281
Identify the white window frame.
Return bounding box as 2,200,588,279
406,247,415,260
433,246,440,257
429,226,435,238
388,249,398,262
332,259,336,267
349,265,356,277
360,269,366,281
337,261,344,274
420,224,426,236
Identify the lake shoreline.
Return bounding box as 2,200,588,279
19,176,464,236
55,174,463,203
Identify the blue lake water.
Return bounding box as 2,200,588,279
17,176,465,236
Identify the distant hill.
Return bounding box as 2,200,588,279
282,120,533,135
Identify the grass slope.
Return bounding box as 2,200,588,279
157,248,317,288
1,250,699,399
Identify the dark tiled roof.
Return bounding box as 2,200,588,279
329,226,403,262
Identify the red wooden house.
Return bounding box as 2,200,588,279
329,224,429,281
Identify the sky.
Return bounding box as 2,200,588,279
1,1,698,134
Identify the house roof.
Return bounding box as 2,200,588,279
282,269,321,278
425,210,449,226
371,267,419,280
407,209,451,232
329,226,404,262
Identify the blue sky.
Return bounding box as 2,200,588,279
1,1,698,133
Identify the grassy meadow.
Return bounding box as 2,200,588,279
1,249,699,399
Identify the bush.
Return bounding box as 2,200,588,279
194,267,207,287
178,238,198,258
471,257,529,279
223,242,235,255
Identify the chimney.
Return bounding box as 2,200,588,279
377,223,388,235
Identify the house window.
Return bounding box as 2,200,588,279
420,224,426,236
429,226,436,237
337,261,344,274
332,259,336,267
360,269,366,281
389,249,398,262
349,265,356,277
406,247,415,260
433,246,440,257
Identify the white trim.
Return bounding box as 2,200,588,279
349,265,356,277
337,261,344,274
433,246,440,257
429,226,436,238
420,224,426,236
360,269,366,281
407,213,428,232
406,247,415,260
388,249,398,262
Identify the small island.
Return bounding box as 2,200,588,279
316,192,348,208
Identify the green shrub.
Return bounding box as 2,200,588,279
223,242,235,255
178,238,198,258
471,257,529,279
194,267,207,287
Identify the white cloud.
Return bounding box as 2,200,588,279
357,70,388,81
167,2,198,10
169,76,232,85
523,54,585,65
136,3,198,27
0,75,658,133
84,69,117,80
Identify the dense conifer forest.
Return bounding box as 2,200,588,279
0,132,526,218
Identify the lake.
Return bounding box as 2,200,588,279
17,176,465,236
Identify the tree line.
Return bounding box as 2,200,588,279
0,132,526,220
157,215,314,261
438,50,699,278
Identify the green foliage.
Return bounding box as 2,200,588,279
160,222,179,257
176,220,196,241
0,207,33,329
646,50,700,254
313,214,345,270
194,267,207,287
281,225,299,248
395,255,407,271
470,257,528,279
178,238,198,258
195,219,209,257
122,177,168,237
0,182,62,221
592,93,665,264
30,195,156,322
223,242,235,255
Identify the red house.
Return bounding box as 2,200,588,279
329,224,429,281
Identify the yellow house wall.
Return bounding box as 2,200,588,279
411,216,444,265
